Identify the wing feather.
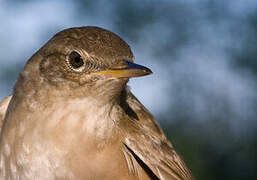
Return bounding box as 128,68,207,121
123,90,193,180
125,90,165,138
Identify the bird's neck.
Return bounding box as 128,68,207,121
5,88,126,146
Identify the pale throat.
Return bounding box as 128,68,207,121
40,94,121,139
13,75,126,140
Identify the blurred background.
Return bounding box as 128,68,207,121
1,0,257,179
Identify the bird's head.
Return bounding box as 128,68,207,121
16,27,152,101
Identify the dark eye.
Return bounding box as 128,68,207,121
68,51,84,69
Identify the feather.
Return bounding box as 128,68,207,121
0,95,12,133
123,90,194,180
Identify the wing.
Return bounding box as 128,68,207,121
0,95,12,133
124,89,165,138
123,90,193,180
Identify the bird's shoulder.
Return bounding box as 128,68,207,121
0,95,12,132
121,90,193,180
121,88,165,137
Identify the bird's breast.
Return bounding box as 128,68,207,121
0,98,145,179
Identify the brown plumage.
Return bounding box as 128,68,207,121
0,27,193,180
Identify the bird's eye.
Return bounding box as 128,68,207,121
68,51,84,70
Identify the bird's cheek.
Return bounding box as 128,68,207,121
77,74,101,85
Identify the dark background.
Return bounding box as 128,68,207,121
1,0,257,179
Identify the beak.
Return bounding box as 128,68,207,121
93,60,152,78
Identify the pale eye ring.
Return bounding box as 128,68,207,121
67,51,85,71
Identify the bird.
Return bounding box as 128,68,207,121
0,26,193,180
